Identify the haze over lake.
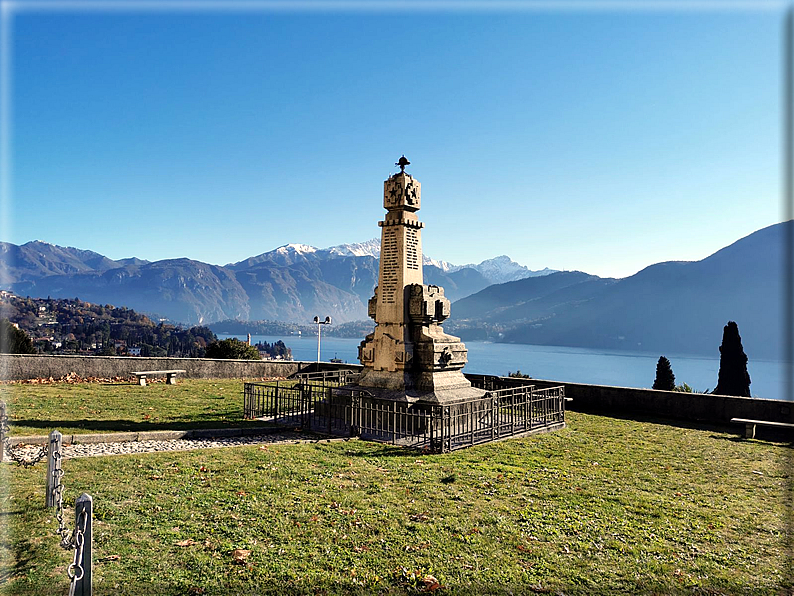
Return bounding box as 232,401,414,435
220,334,787,402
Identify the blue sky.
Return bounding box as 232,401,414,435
1,1,786,278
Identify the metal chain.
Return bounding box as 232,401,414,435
66,509,87,596
49,439,86,595
52,451,74,549
0,401,48,467
4,440,48,468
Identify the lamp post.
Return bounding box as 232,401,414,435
313,316,331,363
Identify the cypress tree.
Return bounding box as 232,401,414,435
0,319,36,354
714,321,751,397
652,356,675,391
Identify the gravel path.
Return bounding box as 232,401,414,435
4,431,344,461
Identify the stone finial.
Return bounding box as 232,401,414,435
396,155,410,173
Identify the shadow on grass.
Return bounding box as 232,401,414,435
9,417,274,434
708,433,794,447
338,444,427,458
5,534,57,592
573,408,794,448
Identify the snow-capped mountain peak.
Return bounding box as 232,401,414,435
237,240,555,285
322,239,455,270
322,239,381,258
452,255,555,284
422,255,454,271
276,243,318,255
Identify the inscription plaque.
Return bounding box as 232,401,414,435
381,228,398,304
406,228,419,271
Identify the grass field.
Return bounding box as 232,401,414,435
0,379,272,436
0,378,790,595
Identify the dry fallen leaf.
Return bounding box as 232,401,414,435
232,549,251,564
175,539,197,547
421,575,442,592
98,554,121,562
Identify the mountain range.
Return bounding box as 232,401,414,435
449,220,789,360
0,221,787,360
0,239,551,325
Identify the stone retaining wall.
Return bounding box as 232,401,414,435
2,356,789,427
0,354,358,381
466,374,792,425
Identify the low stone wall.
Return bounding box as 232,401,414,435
465,374,792,426
0,354,358,381
1,356,789,427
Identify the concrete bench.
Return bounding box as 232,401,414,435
132,369,186,387
730,417,794,439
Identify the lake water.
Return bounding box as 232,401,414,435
219,334,790,401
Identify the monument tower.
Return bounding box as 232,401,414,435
357,157,485,403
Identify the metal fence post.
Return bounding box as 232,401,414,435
328,388,334,434
442,406,450,453
391,400,397,445
429,405,436,451
46,430,62,508
470,402,475,447
73,493,92,596
491,397,497,442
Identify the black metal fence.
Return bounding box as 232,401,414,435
293,369,361,385
243,371,565,452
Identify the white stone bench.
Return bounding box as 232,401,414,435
132,370,186,387
730,417,794,439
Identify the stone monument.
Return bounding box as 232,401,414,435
355,157,485,404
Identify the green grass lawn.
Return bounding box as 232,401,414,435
1,403,790,595
0,379,277,436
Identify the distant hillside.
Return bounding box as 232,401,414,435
12,259,251,325
1,292,215,357
4,240,495,325
0,241,122,284
453,271,615,323
451,221,789,360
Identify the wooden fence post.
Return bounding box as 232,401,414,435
45,430,62,508
73,493,92,596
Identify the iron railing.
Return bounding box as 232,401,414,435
243,372,564,452
293,369,360,386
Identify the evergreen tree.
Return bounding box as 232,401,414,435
0,319,36,354
205,338,261,360
714,321,751,397
652,356,675,391
508,370,531,379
